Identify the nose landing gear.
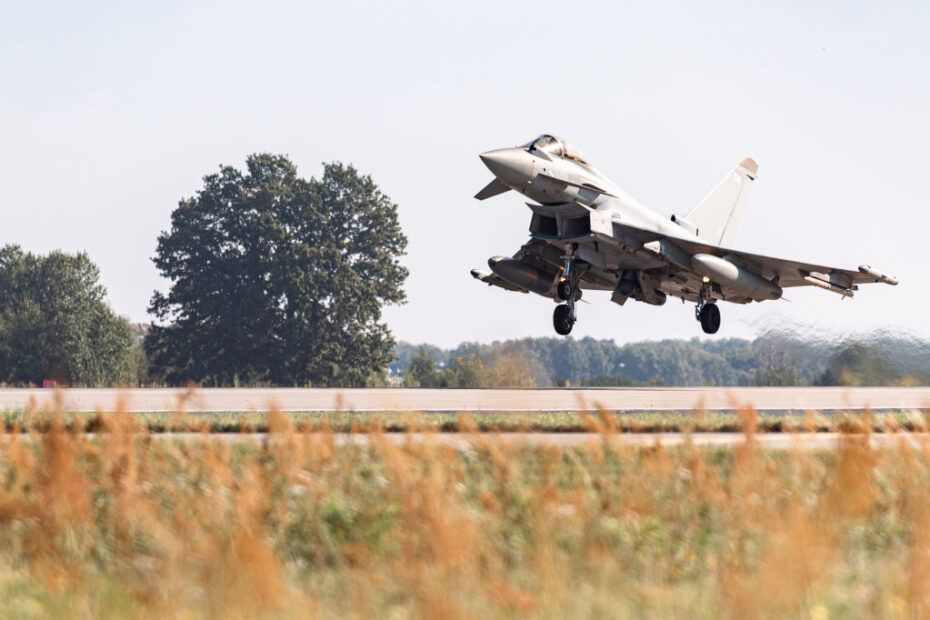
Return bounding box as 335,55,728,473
553,244,578,336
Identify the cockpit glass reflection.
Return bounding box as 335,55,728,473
523,134,587,164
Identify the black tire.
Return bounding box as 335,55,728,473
700,303,721,334
557,279,572,301
553,304,574,335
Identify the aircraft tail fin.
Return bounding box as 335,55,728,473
679,157,757,247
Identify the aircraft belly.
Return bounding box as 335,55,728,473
613,252,663,271
578,268,617,290
576,243,605,267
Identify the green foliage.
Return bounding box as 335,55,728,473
147,154,408,386
578,375,642,387
394,332,930,387
394,337,757,386
450,352,486,388
402,347,536,388
392,342,449,371
3,415,930,616
815,344,900,386
751,344,802,386
0,245,143,386
403,347,441,388
1,409,926,434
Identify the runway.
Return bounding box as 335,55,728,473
0,386,927,413
91,431,930,451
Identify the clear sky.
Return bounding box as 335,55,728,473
1,1,927,348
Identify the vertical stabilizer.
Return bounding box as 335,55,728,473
682,158,757,247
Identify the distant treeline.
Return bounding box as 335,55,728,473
393,331,930,387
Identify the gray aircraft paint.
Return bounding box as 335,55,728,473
472,135,897,335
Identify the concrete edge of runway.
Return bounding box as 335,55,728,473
157,407,925,415
3,431,925,450
2,407,927,415
1,386,927,414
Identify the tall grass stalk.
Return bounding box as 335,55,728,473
0,403,925,617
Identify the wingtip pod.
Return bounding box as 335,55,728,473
859,265,899,285
739,157,759,178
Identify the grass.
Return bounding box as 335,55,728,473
1,407,929,433
0,405,928,617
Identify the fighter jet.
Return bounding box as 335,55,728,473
471,134,898,335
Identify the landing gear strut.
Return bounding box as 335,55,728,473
554,244,578,335
695,284,720,334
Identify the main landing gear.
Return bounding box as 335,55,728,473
695,285,721,334
553,304,575,335
553,244,578,336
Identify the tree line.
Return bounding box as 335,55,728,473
0,246,145,386
0,154,406,387
394,333,930,387
402,348,536,388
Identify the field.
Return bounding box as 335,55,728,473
2,408,930,434
0,407,929,617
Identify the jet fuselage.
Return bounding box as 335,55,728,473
472,134,897,336
479,143,701,243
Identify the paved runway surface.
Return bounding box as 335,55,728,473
138,432,930,450
2,430,926,450
0,386,927,413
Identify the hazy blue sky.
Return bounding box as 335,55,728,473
1,1,927,347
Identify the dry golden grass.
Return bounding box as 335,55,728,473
0,404,928,618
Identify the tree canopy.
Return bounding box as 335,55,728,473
147,154,408,386
402,347,536,388
0,245,143,386
393,331,930,387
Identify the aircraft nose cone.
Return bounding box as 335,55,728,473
479,148,533,188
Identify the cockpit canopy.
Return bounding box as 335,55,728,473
522,134,588,164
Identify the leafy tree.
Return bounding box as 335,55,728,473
390,343,449,374
404,348,440,388
147,155,408,386
402,348,536,388
815,344,899,386
487,353,535,387
450,353,486,388
0,245,143,386
752,344,802,386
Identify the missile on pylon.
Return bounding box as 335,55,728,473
803,275,854,297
